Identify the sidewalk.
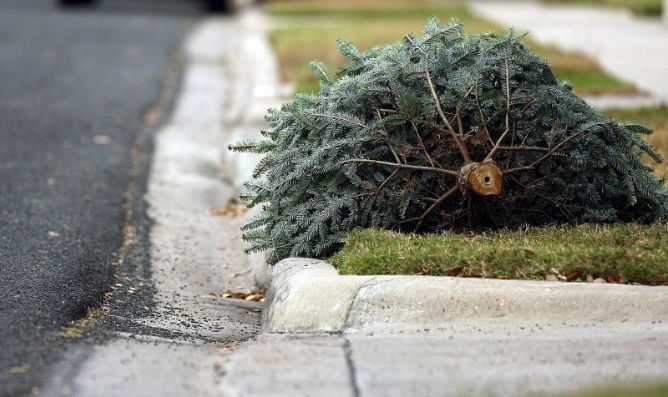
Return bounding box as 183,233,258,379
471,0,668,107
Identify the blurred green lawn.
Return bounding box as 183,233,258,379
266,0,636,95
543,0,662,16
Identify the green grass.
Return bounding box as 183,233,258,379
543,0,662,16
330,107,668,283
564,381,668,397
330,225,668,285
267,0,636,96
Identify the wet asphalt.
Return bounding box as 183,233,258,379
0,0,202,394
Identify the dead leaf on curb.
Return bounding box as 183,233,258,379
207,202,248,218
566,269,583,282
216,345,240,354
9,365,29,374
445,266,464,277
211,288,266,303
57,327,83,339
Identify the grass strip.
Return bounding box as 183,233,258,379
266,0,636,95
330,225,668,286
330,106,668,284
565,381,668,397
542,0,662,17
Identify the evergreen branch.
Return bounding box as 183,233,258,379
229,19,667,264
363,169,400,223
398,184,459,230
496,146,550,153
508,175,578,218
474,76,491,140
339,159,458,176
424,53,471,163
376,108,402,164
410,120,437,167
304,111,367,128
484,56,512,161
456,110,465,138
503,124,602,174
404,34,426,55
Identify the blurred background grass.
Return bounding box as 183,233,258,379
266,0,636,96
543,0,662,16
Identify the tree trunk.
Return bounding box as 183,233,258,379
459,161,502,196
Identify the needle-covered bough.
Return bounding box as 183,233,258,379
230,18,668,264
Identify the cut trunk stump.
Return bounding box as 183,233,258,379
459,161,502,196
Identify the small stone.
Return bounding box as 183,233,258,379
545,275,559,282
586,275,594,282
593,278,607,284
93,135,111,145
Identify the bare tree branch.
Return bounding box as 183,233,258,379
503,124,597,174
340,159,458,176
376,108,402,164
398,185,460,230
425,54,472,163
484,56,513,162
410,120,437,168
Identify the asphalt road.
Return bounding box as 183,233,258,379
0,1,201,394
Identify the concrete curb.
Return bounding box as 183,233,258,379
262,258,668,334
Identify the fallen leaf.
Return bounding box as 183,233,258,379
207,201,248,218
93,135,111,145
213,288,266,302
608,274,621,284
445,266,464,277
566,269,583,282
57,327,83,339
216,345,238,354
9,365,29,374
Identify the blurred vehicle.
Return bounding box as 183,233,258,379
58,0,235,13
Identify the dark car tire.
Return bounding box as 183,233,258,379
59,0,97,6
207,0,233,13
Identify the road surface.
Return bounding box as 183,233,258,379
0,0,201,394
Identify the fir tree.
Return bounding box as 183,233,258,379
230,18,668,264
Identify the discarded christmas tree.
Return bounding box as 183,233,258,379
230,18,668,264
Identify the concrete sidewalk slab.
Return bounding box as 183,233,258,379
471,1,668,104
220,259,668,396
220,336,354,397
